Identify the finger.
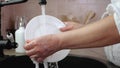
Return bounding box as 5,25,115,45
25,48,37,56
26,40,32,43
37,57,44,62
30,53,44,62
25,40,32,46
30,54,40,59
24,41,36,50
60,25,73,32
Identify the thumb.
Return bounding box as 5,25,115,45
26,40,32,43
60,25,73,32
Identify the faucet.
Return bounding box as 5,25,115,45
39,0,47,5
0,0,28,7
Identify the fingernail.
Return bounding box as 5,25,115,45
37,58,43,62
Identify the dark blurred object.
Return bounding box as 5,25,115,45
0,55,108,68
0,39,17,57
39,0,47,5
0,0,28,7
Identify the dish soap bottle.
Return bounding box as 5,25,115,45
15,17,25,53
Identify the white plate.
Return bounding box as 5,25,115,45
25,15,70,62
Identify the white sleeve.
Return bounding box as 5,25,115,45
114,13,120,34
112,2,120,34
103,1,120,34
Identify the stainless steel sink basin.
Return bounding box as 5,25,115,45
0,55,108,68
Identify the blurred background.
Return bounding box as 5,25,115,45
1,0,110,37
1,0,110,63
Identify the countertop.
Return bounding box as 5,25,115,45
4,47,106,59
3,48,120,68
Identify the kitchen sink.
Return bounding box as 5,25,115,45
0,55,108,68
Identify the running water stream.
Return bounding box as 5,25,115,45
32,5,59,68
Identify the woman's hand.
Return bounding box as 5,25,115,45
24,34,61,62
60,21,84,32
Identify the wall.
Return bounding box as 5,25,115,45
1,0,110,38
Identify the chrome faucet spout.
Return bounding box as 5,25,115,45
39,0,47,5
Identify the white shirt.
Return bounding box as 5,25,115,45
102,0,120,34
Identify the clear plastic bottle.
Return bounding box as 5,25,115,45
15,17,25,53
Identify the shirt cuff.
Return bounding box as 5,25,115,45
112,2,120,34
106,2,120,34
114,13,120,34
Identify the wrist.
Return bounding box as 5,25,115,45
54,33,67,50
52,34,64,50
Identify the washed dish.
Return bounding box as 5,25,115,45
25,15,70,62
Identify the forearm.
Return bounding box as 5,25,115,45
58,15,120,49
